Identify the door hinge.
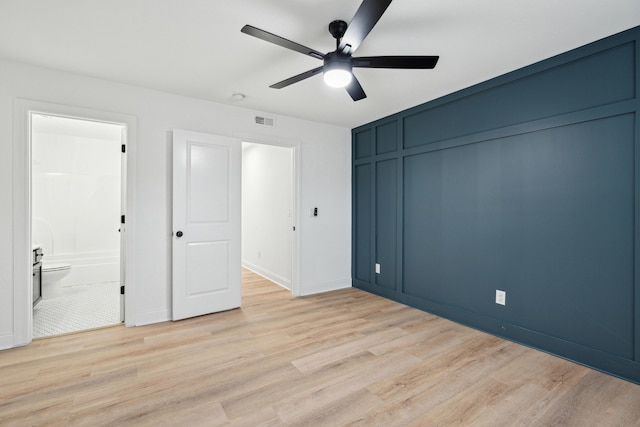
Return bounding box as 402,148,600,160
120,285,125,295
121,144,126,153
121,215,125,224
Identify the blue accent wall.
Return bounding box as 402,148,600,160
352,26,640,384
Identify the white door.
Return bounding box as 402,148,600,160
172,129,241,321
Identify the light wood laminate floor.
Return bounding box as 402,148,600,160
1,269,639,426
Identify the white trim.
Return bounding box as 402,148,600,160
234,131,302,297
12,99,137,349
0,334,16,350
242,262,291,290
11,101,31,347
298,278,352,296
135,309,170,326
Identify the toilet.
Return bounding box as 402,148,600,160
41,262,72,299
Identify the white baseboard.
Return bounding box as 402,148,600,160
0,334,16,350
299,277,352,296
135,308,170,326
0,333,31,350
242,261,291,290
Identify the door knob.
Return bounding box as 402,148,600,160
176,231,183,238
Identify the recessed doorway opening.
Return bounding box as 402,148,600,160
241,141,297,294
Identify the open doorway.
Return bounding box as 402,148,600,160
241,141,296,293
170,130,300,321
12,99,136,346
30,114,125,337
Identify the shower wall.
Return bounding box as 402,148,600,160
32,117,121,287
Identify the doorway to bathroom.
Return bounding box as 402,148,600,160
30,114,125,338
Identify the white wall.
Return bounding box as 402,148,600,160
242,142,293,289
32,116,121,286
0,59,352,348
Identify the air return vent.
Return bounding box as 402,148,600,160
254,115,275,127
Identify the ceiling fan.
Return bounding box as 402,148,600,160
241,0,439,101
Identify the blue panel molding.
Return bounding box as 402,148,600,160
352,26,640,384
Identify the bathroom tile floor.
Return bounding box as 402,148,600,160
33,282,121,338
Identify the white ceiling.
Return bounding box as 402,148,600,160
1,0,638,128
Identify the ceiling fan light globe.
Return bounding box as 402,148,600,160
323,69,352,88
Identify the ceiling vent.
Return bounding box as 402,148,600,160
254,115,275,127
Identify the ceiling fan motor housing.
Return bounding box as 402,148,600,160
324,51,353,70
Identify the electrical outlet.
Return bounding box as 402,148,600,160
495,290,506,306
375,263,381,274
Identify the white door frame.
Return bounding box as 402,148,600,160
12,99,137,346
235,132,301,297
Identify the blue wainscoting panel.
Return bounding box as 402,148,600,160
376,121,398,155
403,42,635,149
403,114,634,358
354,129,372,160
354,163,372,282
352,26,640,383
375,159,397,290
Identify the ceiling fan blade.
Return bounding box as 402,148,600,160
241,25,326,60
353,55,439,69
339,0,393,55
270,66,324,89
346,75,367,101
